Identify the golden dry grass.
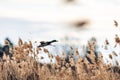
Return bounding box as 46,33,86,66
0,38,120,80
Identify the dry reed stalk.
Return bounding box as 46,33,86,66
0,38,120,80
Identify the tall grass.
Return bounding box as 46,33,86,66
0,38,120,80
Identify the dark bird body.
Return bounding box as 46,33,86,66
38,40,58,47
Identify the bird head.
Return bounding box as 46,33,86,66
52,40,58,42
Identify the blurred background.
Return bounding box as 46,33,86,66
0,0,120,45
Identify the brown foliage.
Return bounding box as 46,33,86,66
0,38,120,80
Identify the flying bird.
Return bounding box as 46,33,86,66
114,20,118,27
38,40,58,47
70,19,90,30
